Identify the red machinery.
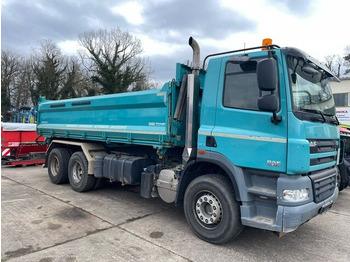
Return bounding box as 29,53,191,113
1,123,47,166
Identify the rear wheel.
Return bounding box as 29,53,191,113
184,174,243,244
68,152,95,192
48,148,70,184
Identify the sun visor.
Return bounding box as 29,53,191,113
282,47,340,82
228,55,251,64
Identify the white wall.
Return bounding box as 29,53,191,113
331,78,350,94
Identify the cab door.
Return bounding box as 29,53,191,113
211,52,288,172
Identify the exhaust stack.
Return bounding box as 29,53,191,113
183,37,200,163
188,37,200,75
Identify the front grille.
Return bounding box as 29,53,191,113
308,139,338,154
309,168,336,203
308,139,338,167
310,155,337,166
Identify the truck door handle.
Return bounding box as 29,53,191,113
206,136,217,147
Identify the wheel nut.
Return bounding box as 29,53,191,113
213,206,216,210
210,218,213,222
200,216,203,220
205,219,208,223
209,200,212,204
204,197,207,201
213,213,217,217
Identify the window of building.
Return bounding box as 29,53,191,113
334,93,349,107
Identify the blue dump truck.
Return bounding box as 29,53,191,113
37,37,340,244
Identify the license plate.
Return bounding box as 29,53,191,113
319,201,333,214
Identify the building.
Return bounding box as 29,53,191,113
331,78,350,126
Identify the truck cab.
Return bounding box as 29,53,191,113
185,45,339,234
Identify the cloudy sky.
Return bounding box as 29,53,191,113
1,0,350,82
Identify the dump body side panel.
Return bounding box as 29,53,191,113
37,87,178,148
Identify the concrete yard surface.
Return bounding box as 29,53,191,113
1,165,350,262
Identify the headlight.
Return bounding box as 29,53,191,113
283,189,309,201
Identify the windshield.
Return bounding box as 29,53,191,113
287,56,336,116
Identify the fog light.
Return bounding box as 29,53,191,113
283,189,309,201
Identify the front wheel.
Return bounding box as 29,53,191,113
184,174,243,244
340,159,350,190
68,152,95,192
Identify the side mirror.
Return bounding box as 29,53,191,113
257,58,281,125
257,58,278,91
258,94,282,124
258,94,278,112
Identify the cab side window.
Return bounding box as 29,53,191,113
223,58,275,110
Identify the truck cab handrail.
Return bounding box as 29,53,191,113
202,44,280,69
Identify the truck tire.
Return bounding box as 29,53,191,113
339,176,348,191
68,151,95,192
336,170,342,191
184,174,243,244
338,160,350,191
48,148,70,184
343,160,350,189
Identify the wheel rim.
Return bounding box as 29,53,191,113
50,156,59,177
72,161,83,184
194,191,222,228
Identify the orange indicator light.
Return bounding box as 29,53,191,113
262,38,272,50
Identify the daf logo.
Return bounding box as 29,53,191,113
309,141,317,147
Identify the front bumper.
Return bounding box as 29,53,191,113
240,167,339,233
281,186,338,232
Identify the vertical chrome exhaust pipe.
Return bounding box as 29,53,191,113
183,37,200,163
188,37,200,75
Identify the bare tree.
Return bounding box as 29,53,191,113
78,28,153,94
324,54,344,78
12,59,33,108
60,55,103,98
344,45,350,75
31,40,67,104
1,50,23,120
60,56,83,99
335,55,343,78
324,55,335,72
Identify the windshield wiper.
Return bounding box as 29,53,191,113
300,109,339,125
332,115,340,126
300,108,326,123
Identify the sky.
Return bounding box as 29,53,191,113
1,0,350,83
